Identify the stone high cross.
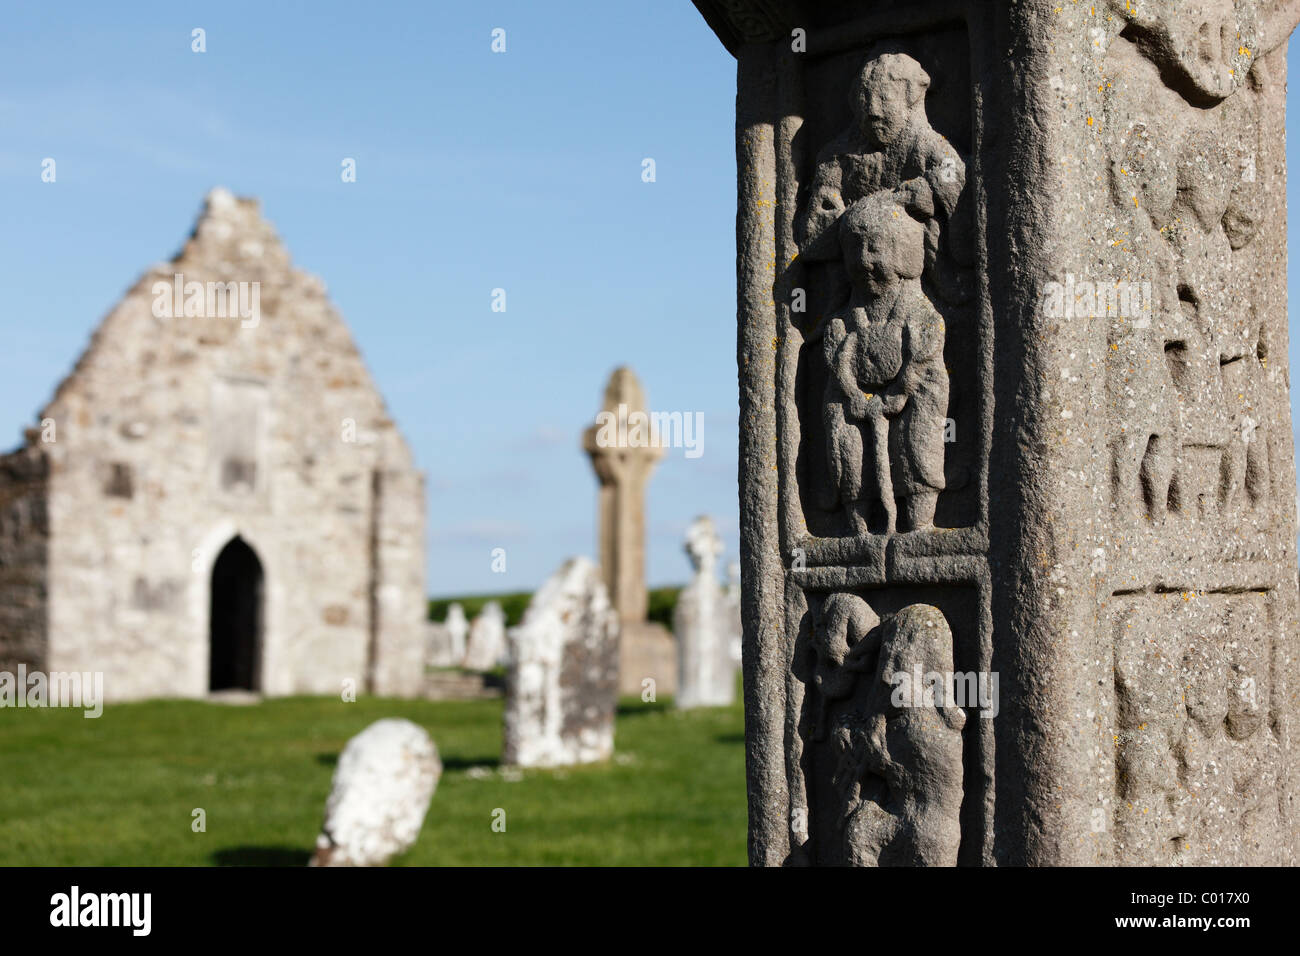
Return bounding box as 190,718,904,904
693,0,1300,866
583,367,678,696
583,366,662,625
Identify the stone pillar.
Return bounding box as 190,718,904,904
693,0,1300,866
367,466,426,698
583,367,677,696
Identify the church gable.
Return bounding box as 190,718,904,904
40,188,412,478
2,190,426,701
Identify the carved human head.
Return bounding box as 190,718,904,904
1174,128,1234,233
841,192,926,293
855,52,931,147
1108,122,1177,226
814,592,879,668
874,604,966,732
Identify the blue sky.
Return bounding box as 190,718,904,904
1,4,1298,597
0,1,738,597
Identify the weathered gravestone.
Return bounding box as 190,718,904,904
310,718,441,866
444,602,469,664
424,602,468,667
693,0,1300,865
583,367,678,697
502,557,620,767
425,619,458,668
463,600,507,671
675,516,741,707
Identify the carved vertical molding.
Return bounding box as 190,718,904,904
735,42,789,866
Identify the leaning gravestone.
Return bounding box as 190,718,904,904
692,0,1300,866
674,516,739,708
502,557,619,767
463,601,507,672
310,718,441,866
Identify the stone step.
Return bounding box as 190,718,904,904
423,670,503,701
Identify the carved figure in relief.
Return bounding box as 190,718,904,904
1163,112,1271,516
1114,608,1187,863
808,591,881,742
807,596,965,866
1103,54,1272,520
1167,129,1235,454
797,51,971,303
1105,119,1183,522
1202,94,1271,514
822,193,948,533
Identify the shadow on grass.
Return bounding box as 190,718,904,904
213,846,311,866
442,755,500,771
617,698,672,717
715,733,745,745
318,751,500,772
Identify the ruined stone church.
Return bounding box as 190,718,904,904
0,189,426,700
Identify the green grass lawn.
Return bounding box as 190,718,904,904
0,694,746,866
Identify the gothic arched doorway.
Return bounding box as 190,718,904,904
209,536,263,692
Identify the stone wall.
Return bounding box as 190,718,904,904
0,443,50,674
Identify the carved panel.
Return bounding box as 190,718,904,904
691,0,802,52
788,28,982,544
1101,22,1278,531
772,17,994,866
790,585,989,865
1112,590,1283,865
1093,1,1297,865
